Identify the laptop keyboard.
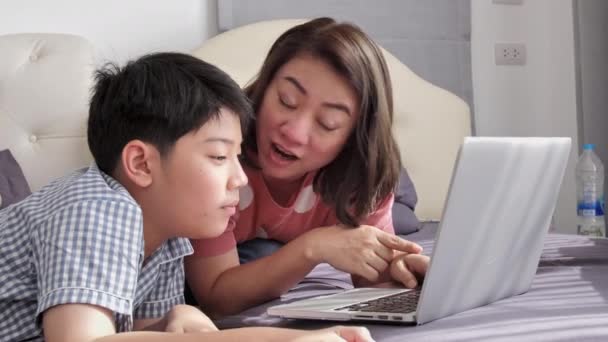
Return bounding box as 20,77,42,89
334,290,420,313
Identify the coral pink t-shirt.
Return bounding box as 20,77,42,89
191,165,394,257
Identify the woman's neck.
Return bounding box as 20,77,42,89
263,174,307,207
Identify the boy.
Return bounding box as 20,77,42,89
0,53,373,341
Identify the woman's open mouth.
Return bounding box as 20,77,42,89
272,143,298,160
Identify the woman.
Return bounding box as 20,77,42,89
186,17,429,317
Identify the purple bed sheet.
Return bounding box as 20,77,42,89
214,223,608,341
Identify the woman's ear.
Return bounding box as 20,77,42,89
120,140,157,188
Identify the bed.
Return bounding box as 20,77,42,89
215,223,608,341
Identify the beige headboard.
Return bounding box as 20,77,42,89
192,19,471,221
0,33,94,192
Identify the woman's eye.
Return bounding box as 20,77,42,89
210,155,227,161
279,96,297,109
319,121,337,132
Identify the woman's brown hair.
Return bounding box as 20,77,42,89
244,17,401,227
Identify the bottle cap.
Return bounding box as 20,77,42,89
583,144,595,150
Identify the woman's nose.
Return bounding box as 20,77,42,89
279,115,311,146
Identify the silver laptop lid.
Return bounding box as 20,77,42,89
416,137,571,324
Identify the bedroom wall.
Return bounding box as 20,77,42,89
1,0,586,233
574,0,608,210
0,0,219,64
471,0,579,233
216,0,474,126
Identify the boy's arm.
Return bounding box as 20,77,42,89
133,318,165,331
43,304,116,341
42,303,372,342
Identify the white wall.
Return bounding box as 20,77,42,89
471,0,579,234
575,0,608,203
0,0,584,233
0,0,218,64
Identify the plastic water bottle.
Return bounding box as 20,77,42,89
576,144,605,237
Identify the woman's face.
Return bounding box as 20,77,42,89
256,54,360,183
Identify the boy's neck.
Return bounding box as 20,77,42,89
143,225,165,259
115,171,168,260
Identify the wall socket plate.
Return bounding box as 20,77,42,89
495,43,526,65
493,0,523,4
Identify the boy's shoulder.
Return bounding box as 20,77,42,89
2,164,141,232
34,163,137,210
0,167,148,341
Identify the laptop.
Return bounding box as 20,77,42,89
267,137,571,325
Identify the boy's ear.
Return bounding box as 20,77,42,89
120,140,157,188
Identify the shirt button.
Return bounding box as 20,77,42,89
29,54,38,62
29,135,38,143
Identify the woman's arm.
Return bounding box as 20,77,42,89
185,235,319,317
346,192,427,288
186,225,422,316
351,252,429,288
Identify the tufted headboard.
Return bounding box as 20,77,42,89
0,33,94,192
192,19,472,221
0,21,471,221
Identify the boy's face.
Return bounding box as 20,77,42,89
154,109,247,239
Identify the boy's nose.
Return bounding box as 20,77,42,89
228,161,248,190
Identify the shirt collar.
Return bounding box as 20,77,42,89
92,163,135,201
144,237,193,265
162,237,194,262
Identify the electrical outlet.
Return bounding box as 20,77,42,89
493,0,523,4
494,43,526,65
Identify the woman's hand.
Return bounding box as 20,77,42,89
303,225,423,282
389,252,429,288
164,304,218,333
291,326,375,342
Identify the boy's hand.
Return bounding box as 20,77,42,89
164,304,218,333
389,253,429,288
305,225,422,282
292,326,375,342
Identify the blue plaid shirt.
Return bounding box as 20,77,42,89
0,164,193,341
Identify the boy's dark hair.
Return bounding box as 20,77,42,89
88,52,252,175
